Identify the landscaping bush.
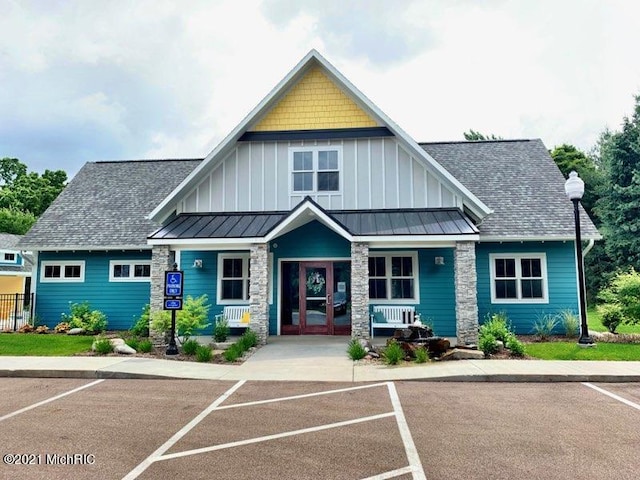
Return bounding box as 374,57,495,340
598,303,623,334
195,344,213,362
223,343,243,362
347,339,367,360
213,317,230,342
478,332,499,356
61,302,107,333
382,341,404,365
506,334,525,357
150,295,212,343
559,309,580,338
239,329,258,350
130,305,150,337
137,339,153,353
125,337,140,350
93,337,113,355
414,347,428,363
532,314,558,340
182,339,199,356
598,268,640,325
479,312,510,343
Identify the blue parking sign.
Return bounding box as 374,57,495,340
165,271,183,297
164,298,183,310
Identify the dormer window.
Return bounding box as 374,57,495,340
290,146,341,193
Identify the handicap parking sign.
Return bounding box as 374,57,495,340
165,271,183,297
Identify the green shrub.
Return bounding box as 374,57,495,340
125,337,140,350
598,303,623,333
383,341,404,365
559,309,580,338
93,337,113,355
532,314,558,340
138,339,153,353
598,268,640,324
182,339,199,355
150,295,212,343
347,339,367,360
214,317,230,342
195,344,213,362
223,343,243,362
61,302,108,333
239,329,258,351
506,334,525,357
479,312,510,343
414,347,428,363
478,332,499,356
130,305,150,337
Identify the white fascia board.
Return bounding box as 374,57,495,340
479,234,602,243
0,271,30,277
264,201,353,242
357,234,479,246
29,245,152,252
147,238,265,249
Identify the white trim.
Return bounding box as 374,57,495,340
28,245,151,252
368,251,420,304
217,253,251,305
479,235,601,242
40,260,85,283
0,250,18,264
354,234,479,244
265,200,353,242
489,253,549,304
108,260,151,282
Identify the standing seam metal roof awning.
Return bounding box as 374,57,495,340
148,208,478,240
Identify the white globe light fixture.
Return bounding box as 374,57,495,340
564,171,594,346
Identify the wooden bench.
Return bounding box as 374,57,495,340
370,305,416,338
215,305,251,329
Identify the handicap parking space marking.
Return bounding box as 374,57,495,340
0,379,104,423
125,380,426,480
582,382,640,412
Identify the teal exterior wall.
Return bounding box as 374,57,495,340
35,251,152,330
476,241,579,334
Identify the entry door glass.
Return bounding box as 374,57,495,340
304,266,328,328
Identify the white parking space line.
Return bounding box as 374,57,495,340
360,466,415,480
0,379,104,423
387,382,427,480
158,412,396,461
583,383,640,411
122,380,246,480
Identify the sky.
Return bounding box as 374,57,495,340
1,0,640,179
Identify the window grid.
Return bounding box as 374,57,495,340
218,254,251,303
368,254,418,301
41,261,85,283
109,261,151,282
490,254,547,303
290,147,341,194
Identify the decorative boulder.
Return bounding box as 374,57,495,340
67,328,85,335
114,344,136,355
439,348,485,361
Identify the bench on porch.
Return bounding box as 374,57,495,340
370,305,416,338
215,305,251,329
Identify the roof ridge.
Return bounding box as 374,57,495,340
93,158,203,165
419,139,536,145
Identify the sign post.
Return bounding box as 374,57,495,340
163,263,183,355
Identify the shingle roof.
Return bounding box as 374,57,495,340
148,208,478,240
0,233,32,274
421,139,600,240
18,159,201,250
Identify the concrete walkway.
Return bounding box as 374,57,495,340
1,336,640,382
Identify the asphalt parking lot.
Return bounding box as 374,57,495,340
1,379,639,480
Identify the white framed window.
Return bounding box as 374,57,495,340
489,253,548,303
41,261,85,283
109,260,151,282
217,253,250,304
1,251,17,263
289,146,342,194
368,252,419,303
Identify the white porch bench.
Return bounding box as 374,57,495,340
370,305,416,338
215,305,251,329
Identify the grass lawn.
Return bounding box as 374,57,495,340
525,342,640,361
587,307,640,334
0,334,94,356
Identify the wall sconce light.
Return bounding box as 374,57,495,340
434,256,445,266
193,259,203,269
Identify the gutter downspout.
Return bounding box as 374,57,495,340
583,239,595,257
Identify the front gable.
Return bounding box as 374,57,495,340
149,50,491,223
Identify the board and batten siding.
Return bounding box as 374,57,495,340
476,241,579,334
179,137,461,213
35,251,152,330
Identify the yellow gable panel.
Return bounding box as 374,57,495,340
253,66,378,131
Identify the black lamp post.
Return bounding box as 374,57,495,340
564,171,594,346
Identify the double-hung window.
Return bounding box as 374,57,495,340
109,260,151,282
490,253,547,303
218,254,250,303
368,253,418,302
290,147,341,193
41,261,85,283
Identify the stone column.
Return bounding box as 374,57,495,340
150,245,173,345
250,243,269,345
350,242,370,339
454,241,479,346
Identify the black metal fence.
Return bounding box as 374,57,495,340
0,293,35,332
